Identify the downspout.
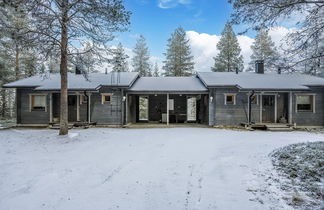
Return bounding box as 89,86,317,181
248,90,255,125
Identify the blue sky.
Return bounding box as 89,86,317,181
110,0,291,72
118,0,237,57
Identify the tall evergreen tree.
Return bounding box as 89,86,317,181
163,26,194,76
249,30,278,71
132,35,151,76
153,62,159,77
212,23,243,72
0,2,35,80
147,64,153,77
111,43,129,72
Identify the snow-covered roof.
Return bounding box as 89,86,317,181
129,77,208,92
3,72,139,90
197,72,324,90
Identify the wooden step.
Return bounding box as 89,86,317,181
267,127,294,131
265,124,290,128
50,124,73,129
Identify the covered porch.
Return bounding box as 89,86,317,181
126,93,209,125
244,90,314,130
126,76,209,125
49,91,97,126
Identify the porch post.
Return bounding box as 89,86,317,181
167,93,169,125
274,94,278,123
289,91,293,124
76,93,80,122
49,92,53,123
125,93,128,124
88,93,91,123
259,93,263,123
121,89,124,126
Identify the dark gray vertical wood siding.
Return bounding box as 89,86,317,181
291,88,324,126
17,88,50,124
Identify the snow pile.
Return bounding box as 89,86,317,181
271,142,324,209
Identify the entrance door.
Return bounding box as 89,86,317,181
187,97,197,122
68,95,77,122
139,96,149,121
262,95,275,123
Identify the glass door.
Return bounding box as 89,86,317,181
139,96,149,121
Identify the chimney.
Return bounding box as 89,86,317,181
278,67,281,74
75,65,81,75
255,60,264,74
105,68,108,74
235,67,238,74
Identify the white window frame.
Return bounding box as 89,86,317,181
247,94,258,105
80,94,88,105
224,93,236,105
101,93,112,104
295,94,316,113
29,94,47,112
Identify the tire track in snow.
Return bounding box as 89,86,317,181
184,164,204,210
102,166,123,184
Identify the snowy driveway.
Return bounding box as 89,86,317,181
0,128,323,210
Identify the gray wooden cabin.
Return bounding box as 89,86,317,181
3,64,324,128
3,72,139,126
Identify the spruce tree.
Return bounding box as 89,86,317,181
132,35,151,76
153,62,159,77
249,30,278,71
163,26,194,76
111,43,129,72
212,23,243,72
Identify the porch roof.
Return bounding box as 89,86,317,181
3,72,139,90
197,72,324,90
128,77,208,93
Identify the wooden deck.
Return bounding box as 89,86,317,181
241,123,294,131
49,122,97,129
124,123,209,129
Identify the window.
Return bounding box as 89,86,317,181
101,94,112,104
225,94,236,105
80,95,88,104
296,95,314,112
168,99,174,111
30,95,46,111
250,95,258,104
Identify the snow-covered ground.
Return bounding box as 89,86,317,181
0,128,323,210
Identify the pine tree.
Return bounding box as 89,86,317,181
249,30,278,71
230,0,323,71
111,43,129,72
153,62,159,77
212,23,243,72
0,3,35,80
147,64,153,77
132,35,151,76
163,26,194,76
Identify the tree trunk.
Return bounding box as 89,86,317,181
15,44,20,80
1,89,6,118
59,0,69,135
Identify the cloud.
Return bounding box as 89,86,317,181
186,27,290,72
158,0,191,9
186,31,220,72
